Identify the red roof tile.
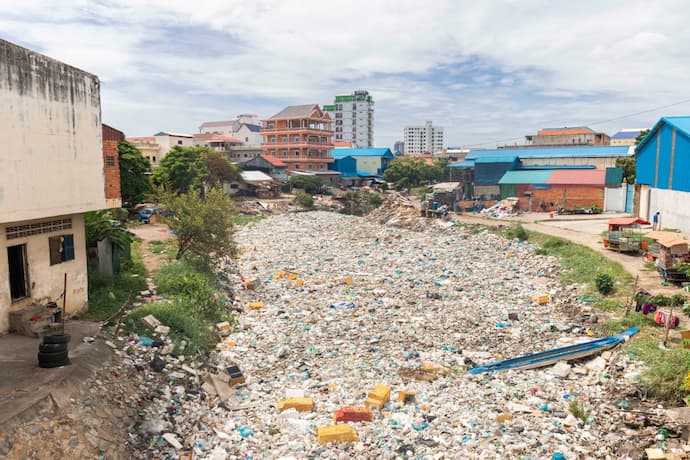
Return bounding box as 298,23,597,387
260,154,287,167
547,169,605,186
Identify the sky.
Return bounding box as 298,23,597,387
2,0,690,149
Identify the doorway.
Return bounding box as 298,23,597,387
7,244,29,301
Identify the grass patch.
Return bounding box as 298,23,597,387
81,240,147,321
409,186,432,198
643,261,657,271
231,214,266,225
529,231,633,293
595,299,624,312
148,239,177,260
624,337,690,405
568,397,590,422
599,312,656,334
123,299,215,355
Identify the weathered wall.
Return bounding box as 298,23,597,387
604,186,626,212
649,188,690,233
0,39,105,223
520,157,620,169
0,214,88,334
355,156,381,175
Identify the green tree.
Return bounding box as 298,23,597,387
383,157,447,190
159,187,237,263
84,209,134,249
635,129,650,146
118,141,152,209
205,151,241,187
153,146,208,194
289,175,323,193
615,156,636,184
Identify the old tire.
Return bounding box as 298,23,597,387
43,334,70,345
38,350,69,363
39,343,67,353
39,358,71,369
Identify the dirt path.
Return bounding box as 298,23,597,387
130,223,174,277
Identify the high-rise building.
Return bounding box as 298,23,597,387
393,140,405,155
403,121,444,154
323,90,374,148
261,104,334,172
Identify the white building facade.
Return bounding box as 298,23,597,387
404,121,444,154
323,91,374,148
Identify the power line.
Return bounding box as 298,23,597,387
461,96,690,149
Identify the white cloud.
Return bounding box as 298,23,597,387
1,0,689,147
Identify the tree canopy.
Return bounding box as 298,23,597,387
152,146,209,194
289,175,323,193
118,140,152,209
383,157,446,190
635,129,650,146
205,151,241,187
159,187,237,263
615,156,636,184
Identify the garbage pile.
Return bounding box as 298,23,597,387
481,197,520,219
368,192,427,229
125,211,680,458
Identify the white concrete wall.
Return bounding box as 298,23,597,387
0,214,89,334
0,39,106,223
604,186,626,212
355,156,381,175
649,188,690,232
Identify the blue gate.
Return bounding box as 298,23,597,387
625,184,634,213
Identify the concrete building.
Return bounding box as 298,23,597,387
610,129,646,146
393,141,404,155
635,116,690,232
198,114,261,135
404,121,444,154
323,91,374,147
0,39,107,334
125,132,193,167
525,127,610,146
261,104,334,172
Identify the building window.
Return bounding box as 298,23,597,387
268,123,274,129
152,156,156,163
283,151,288,157
282,137,288,143
319,164,324,169
177,140,183,145
7,244,29,301
106,155,116,167
308,164,313,170
6,218,72,240
270,151,276,156
294,136,300,142
295,151,300,156
295,164,300,169
49,234,75,266
271,138,276,143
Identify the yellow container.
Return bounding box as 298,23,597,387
278,397,314,412
287,273,298,281
530,294,549,305
365,384,391,409
344,277,353,286
397,390,416,404
274,271,285,280
317,424,359,444
249,302,264,310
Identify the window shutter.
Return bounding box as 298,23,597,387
63,234,75,261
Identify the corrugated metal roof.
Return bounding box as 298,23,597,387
241,171,274,182
474,155,519,163
448,160,475,168
547,169,605,186
330,148,394,159
467,145,631,160
537,127,594,136
498,170,552,184
636,116,690,152
259,154,287,167
611,130,644,140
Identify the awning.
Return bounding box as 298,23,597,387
608,217,650,226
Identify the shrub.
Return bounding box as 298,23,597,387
624,338,690,404
506,224,529,241
595,273,614,295
289,175,323,193
568,397,590,422
295,192,314,209
154,261,226,319
367,193,384,208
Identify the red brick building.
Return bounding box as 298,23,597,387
102,124,123,208
261,104,334,172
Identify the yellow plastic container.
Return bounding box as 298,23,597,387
278,397,314,412
249,302,264,310
365,384,391,409
287,273,298,281
397,390,416,404
344,277,353,286
530,294,549,305
317,424,359,444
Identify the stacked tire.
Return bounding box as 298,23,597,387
38,334,70,368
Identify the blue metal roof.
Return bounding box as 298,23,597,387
611,130,643,140
330,148,394,159
474,155,519,164
636,116,690,152
467,145,631,160
498,170,553,185
242,123,262,133
448,160,475,168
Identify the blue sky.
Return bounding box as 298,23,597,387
2,0,689,149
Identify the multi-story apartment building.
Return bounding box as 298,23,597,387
393,140,405,155
404,121,444,154
0,39,108,333
261,104,334,172
525,127,610,146
125,132,193,167
323,90,374,148
198,114,261,136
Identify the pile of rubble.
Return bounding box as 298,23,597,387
120,211,685,458
368,192,427,229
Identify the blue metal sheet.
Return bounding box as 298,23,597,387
498,170,552,184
